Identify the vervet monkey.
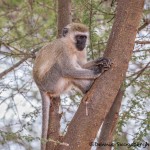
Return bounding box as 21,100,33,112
33,23,111,150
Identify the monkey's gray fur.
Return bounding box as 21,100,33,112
33,23,111,150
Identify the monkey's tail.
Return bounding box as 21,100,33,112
40,91,50,150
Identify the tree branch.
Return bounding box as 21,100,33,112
57,0,72,38
0,57,28,79
56,0,144,150
0,48,39,79
127,61,150,87
46,97,62,150
96,60,150,150
138,18,150,32
96,87,124,150
135,40,150,44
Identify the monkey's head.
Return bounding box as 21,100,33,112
62,23,89,51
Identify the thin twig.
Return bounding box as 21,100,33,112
138,19,150,32
127,61,150,87
135,40,150,44
0,57,28,79
0,48,40,79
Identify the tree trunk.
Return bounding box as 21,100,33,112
46,1,72,150
56,0,144,150
57,0,72,37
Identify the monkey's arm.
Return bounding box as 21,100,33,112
82,60,95,69
83,57,111,71
62,67,101,79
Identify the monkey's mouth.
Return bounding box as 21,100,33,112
76,43,86,51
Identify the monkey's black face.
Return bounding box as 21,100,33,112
75,35,87,51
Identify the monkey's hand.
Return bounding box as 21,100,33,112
94,57,112,73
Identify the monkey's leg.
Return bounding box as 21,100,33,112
72,79,94,94
72,79,94,116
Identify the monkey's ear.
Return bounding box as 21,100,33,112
62,28,68,37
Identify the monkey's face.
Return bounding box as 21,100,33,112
62,23,89,51
75,35,87,51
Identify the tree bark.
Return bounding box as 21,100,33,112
96,87,124,150
46,97,61,150
57,0,72,37
56,0,144,150
46,1,72,150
